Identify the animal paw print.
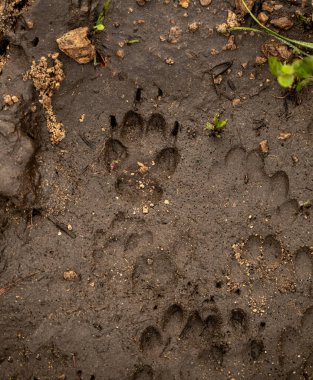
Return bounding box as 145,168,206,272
136,301,264,377
228,234,292,305
0,119,35,200
92,212,178,293
208,146,292,221
103,111,180,204
279,306,313,375
294,246,313,296
232,234,285,271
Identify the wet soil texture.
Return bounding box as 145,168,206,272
0,0,313,379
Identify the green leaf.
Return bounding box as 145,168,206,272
125,39,140,44
232,0,313,55
296,77,313,91
205,122,214,130
94,24,105,31
268,57,283,77
294,57,313,79
278,74,294,87
94,0,111,33
212,113,220,125
281,64,294,75
216,119,228,129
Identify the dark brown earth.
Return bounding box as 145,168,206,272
0,0,313,379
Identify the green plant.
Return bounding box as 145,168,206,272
125,39,140,45
204,113,228,138
269,55,313,91
229,0,313,56
93,0,111,33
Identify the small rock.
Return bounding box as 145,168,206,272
56,27,96,64
63,271,78,281
168,26,182,44
199,0,212,6
291,154,299,164
259,140,269,153
232,98,241,106
67,224,73,231
255,56,267,65
273,4,283,11
223,35,237,50
137,162,149,174
213,75,223,85
165,57,175,65
3,94,19,106
25,19,34,29
261,40,291,60
134,19,145,25
262,2,274,12
164,199,170,205
235,0,256,15
278,132,292,141
143,206,149,214
210,48,219,55
116,49,125,59
188,22,201,32
270,17,294,30
179,0,190,8
257,12,269,24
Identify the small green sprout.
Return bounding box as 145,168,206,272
125,39,140,45
229,0,313,56
204,113,228,138
269,56,313,91
93,0,111,33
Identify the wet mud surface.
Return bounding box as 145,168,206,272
0,0,313,379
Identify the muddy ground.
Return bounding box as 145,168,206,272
0,0,313,379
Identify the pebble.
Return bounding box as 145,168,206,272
3,94,19,106
116,49,125,59
179,0,189,8
199,0,212,5
165,57,175,65
259,139,269,153
188,22,201,32
257,12,269,24
255,56,267,65
232,98,241,106
143,206,149,214
278,132,292,141
270,17,294,30
63,271,78,281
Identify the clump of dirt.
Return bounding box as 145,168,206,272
56,27,96,64
24,53,65,144
0,0,33,33
0,54,7,73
